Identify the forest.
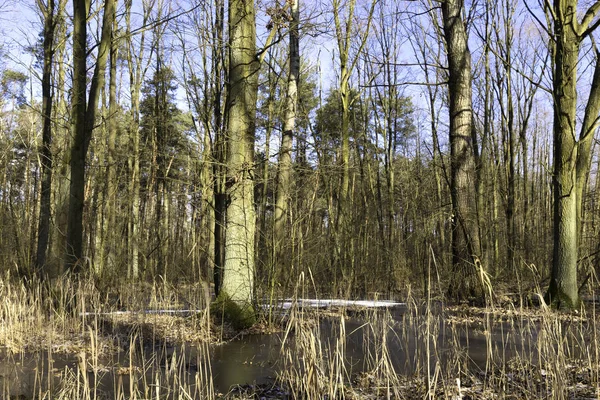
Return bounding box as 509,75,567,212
0,0,600,398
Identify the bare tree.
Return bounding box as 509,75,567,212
65,0,117,271
545,0,600,308
220,0,260,326
35,0,58,273
273,0,300,278
331,0,376,289
441,0,483,301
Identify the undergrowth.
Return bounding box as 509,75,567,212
0,270,599,399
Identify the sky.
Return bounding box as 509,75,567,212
0,0,567,165
2,1,40,82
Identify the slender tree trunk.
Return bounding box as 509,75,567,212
124,0,148,279
65,0,88,270
102,15,118,274
503,40,517,276
260,77,275,273
273,0,299,273
575,52,600,244
331,0,375,282
35,0,56,274
213,0,226,296
332,0,355,277
50,0,68,272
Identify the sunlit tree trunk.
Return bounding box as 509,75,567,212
124,0,149,280
441,0,483,301
50,0,69,273
221,0,259,325
546,0,600,308
103,13,118,274
273,0,299,277
95,0,118,277
331,0,376,285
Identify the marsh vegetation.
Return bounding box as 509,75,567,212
1,272,599,399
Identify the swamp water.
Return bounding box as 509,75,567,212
0,303,587,399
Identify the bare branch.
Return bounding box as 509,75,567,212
579,0,600,36
359,81,447,88
524,0,553,38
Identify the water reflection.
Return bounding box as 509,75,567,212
0,304,579,398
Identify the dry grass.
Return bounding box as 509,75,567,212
275,270,600,399
0,272,216,399
0,270,600,399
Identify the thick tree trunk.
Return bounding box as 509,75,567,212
547,7,581,308
442,0,483,301
220,0,259,326
546,0,600,308
547,4,579,308
65,0,116,271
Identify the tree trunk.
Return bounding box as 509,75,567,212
575,52,600,245
35,0,56,274
441,0,483,301
546,0,600,308
273,0,299,274
65,0,116,271
213,0,226,296
331,0,375,284
103,16,118,274
65,0,88,271
124,0,147,280
50,0,68,273
548,21,579,305
220,0,259,326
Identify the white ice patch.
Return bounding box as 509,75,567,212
80,299,405,317
80,309,203,317
268,298,405,310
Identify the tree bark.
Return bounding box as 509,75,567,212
35,0,56,274
124,0,149,280
548,18,580,307
65,0,116,271
65,0,88,271
546,0,600,308
103,12,118,274
221,0,259,325
213,0,226,296
441,0,483,301
273,0,299,273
